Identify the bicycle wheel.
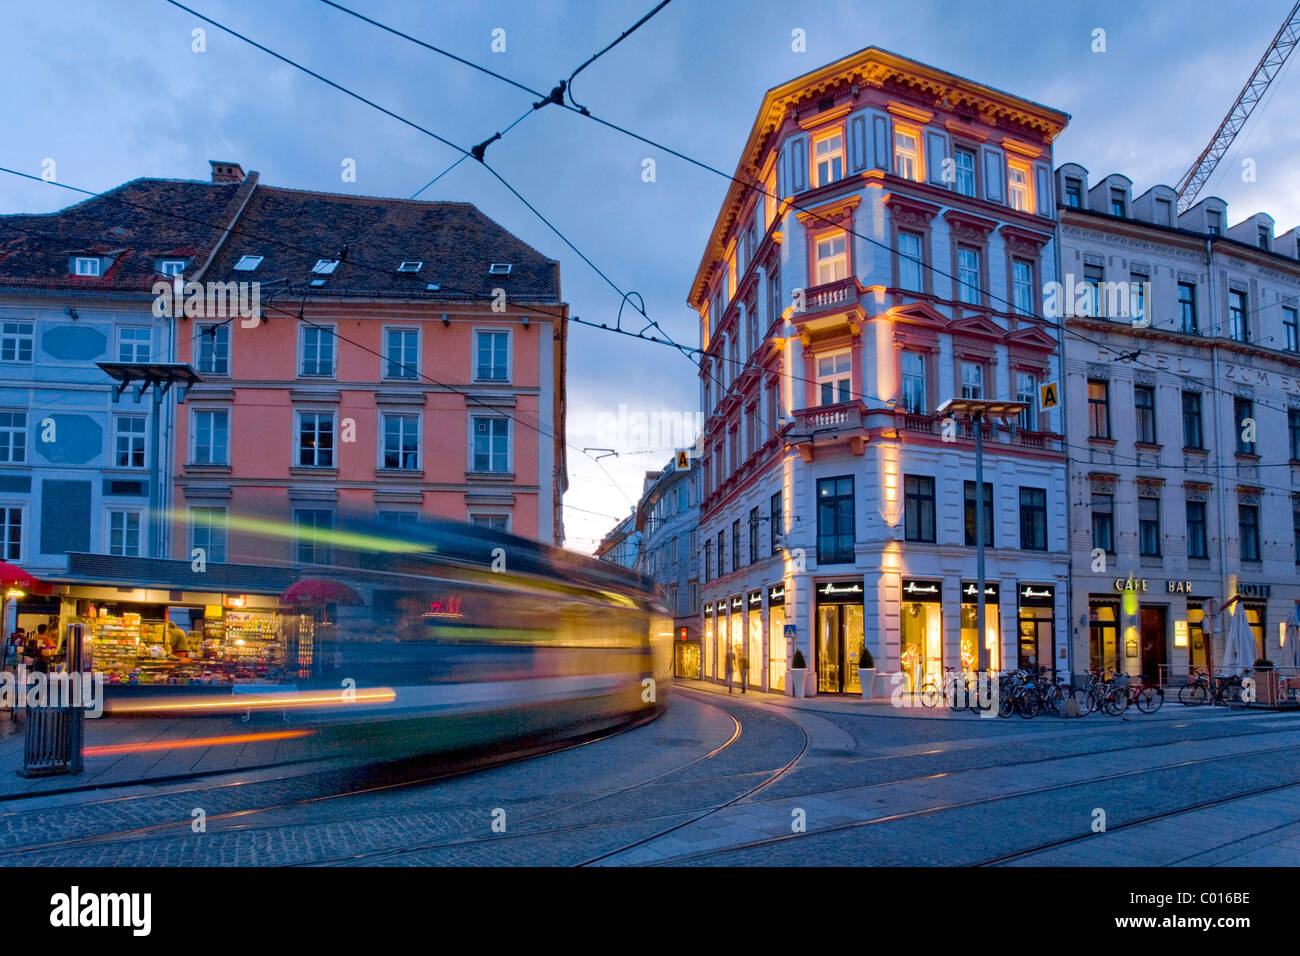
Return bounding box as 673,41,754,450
1016,687,1042,719
1135,687,1164,714
1048,683,1071,715
1070,686,1094,715
1179,681,1208,706
919,681,941,708
1104,688,1129,715
997,686,1016,718
946,679,965,711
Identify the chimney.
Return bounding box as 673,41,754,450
209,160,246,184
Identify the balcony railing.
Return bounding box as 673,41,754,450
897,412,1062,451
798,277,864,317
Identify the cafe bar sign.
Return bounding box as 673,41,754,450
901,579,942,602
1113,577,1194,594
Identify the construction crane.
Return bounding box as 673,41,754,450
1175,1,1300,213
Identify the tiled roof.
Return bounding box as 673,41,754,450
0,175,561,304
0,178,249,292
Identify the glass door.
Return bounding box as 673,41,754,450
703,616,714,680
769,607,786,691
748,611,763,686
1089,603,1119,672
817,605,841,693
844,604,864,694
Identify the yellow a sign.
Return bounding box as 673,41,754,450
1039,381,1059,410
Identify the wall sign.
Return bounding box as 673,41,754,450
715,601,727,615
960,581,999,603
1239,583,1272,599
1174,620,1188,647
768,584,785,606
704,605,713,618
901,579,942,602
817,580,865,603
1113,577,1194,594
730,596,743,612
1018,583,1055,607
748,591,762,609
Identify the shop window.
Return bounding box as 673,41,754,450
816,350,852,405
816,475,855,564
1089,602,1120,673
196,323,230,375
963,480,993,547
191,507,227,563
1019,487,1047,551
0,411,25,464
297,411,336,468
1092,493,1115,554
1186,501,1208,559
385,328,419,380
814,232,848,284
1139,492,1161,557
904,474,936,543
0,506,21,561
769,604,786,691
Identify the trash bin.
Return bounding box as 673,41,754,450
19,703,83,777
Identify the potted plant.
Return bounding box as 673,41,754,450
858,647,876,700
1253,658,1276,705
790,649,808,698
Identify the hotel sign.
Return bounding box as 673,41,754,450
901,579,942,602
1238,583,1272,599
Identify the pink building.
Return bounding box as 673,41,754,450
170,163,568,564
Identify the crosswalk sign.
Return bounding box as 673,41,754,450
1039,381,1059,410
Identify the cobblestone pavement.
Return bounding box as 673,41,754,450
2,681,1298,866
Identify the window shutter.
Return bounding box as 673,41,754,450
926,130,948,186
1034,163,1052,216
983,149,1004,203
789,134,808,193
872,114,891,170
848,112,869,172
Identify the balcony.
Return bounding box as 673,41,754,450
897,412,1062,452
786,401,869,461
793,277,867,334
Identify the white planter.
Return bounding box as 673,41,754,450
791,668,807,698
859,668,876,699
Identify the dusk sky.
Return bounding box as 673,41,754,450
5,0,1299,551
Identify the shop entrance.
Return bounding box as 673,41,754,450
1089,601,1120,673
900,578,943,691
816,604,864,694
1018,610,1053,671
1139,606,1167,679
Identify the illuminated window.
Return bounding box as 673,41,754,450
893,129,922,182
1007,162,1033,213
1088,380,1110,438
815,232,848,284
814,132,844,186
297,411,336,468
816,350,851,405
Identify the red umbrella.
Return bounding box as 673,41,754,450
0,561,39,591
280,579,364,606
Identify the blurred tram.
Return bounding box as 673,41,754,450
109,513,674,762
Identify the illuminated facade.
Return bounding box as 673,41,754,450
632,458,701,677
689,48,1071,695
1056,165,1300,681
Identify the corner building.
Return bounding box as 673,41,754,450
690,49,1071,695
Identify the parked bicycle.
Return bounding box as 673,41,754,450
1178,669,1247,707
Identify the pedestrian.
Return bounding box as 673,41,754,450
724,646,735,694
737,649,748,694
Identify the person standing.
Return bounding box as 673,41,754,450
724,646,735,694
737,649,749,694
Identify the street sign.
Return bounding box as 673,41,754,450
675,450,690,469
1039,381,1059,410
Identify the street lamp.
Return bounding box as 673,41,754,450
936,398,1027,676
97,362,202,560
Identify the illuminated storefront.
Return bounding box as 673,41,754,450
729,596,743,674
1016,583,1055,671
959,581,1000,673
703,606,714,680
1089,599,1121,672
746,591,763,687
674,622,701,679
816,580,865,695
900,578,942,691
768,585,786,691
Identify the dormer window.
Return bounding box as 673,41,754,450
425,283,442,291
234,255,263,271
159,259,188,277
397,261,423,274
1258,226,1270,251
488,263,512,276
1110,188,1127,217
1064,178,1082,208
312,259,340,275
1207,211,1222,236
73,257,101,277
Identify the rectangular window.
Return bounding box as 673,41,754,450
300,326,335,376
0,411,26,463
960,361,984,400
770,491,782,553
1183,392,1204,449
1139,493,1161,557
1240,503,1260,562
108,511,141,557
956,246,981,305
74,256,101,276
1007,162,1033,213
1186,501,1208,560
1064,178,1082,208
468,514,508,532
1019,487,1047,551
1284,307,1299,353
0,322,34,363
814,132,844,186
893,129,921,182
717,530,725,579
732,519,741,572
191,507,228,563
1155,198,1172,226
1235,397,1256,454
475,330,509,382
767,263,781,325
953,148,976,197
1178,282,1198,333
192,409,229,465
1207,210,1222,236
815,232,848,284
382,413,420,470
472,416,509,473
297,412,335,468
1228,290,1249,342
904,474,936,543
118,327,151,363
1289,409,1300,460
1012,259,1034,315
1258,225,1271,251
385,328,419,379
1110,188,1127,217
898,231,923,292
294,509,333,565
1088,380,1111,439
1134,385,1156,444
1092,493,1115,554
196,323,230,375
0,506,20,561
114,416,146,468
816,475,855,564
901,352,926,414
1081,263,1104,317
749,507,759,563
1016,371,1037,430
1295,500,1300,565
963,480,994,547
1129,272,1147,324
816,351,851,406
